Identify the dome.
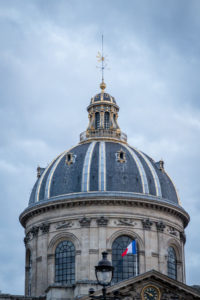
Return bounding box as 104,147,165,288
29,141,180,207
90,92,116,104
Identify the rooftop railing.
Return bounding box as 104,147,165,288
80,129,127,143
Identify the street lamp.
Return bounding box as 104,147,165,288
95,252,114,287
89,252,120,300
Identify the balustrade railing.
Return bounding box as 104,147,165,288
80,129,127,142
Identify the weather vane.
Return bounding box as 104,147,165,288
96,35,108,91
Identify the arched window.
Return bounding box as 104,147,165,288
112,236,139,283
104,112,110,129
95,112,100,129
26,249,32,296
168,246,177,280
55,241,75,284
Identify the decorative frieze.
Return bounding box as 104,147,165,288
96,216,109,226
79,217,91,227
115,218,136,226
142,218,153,230
56,221,73,230
156,221,166,232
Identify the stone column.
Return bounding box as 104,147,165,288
156,221,166,274
30,226,39,296
36,223,50,295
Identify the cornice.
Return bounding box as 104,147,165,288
19,192,189,228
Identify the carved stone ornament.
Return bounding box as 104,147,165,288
156,221,166,232
30,226,39,237
56,221,73,230
40,223,50,234
142,218,153,230
168,227,177,236
24,233,31,245
79,217,91,227
96,216,109,226
115,218,136,226
180,231,186,243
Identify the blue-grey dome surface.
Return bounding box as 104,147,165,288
29,141,180,206
90,92,116,104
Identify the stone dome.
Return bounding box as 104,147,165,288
29,141,180,207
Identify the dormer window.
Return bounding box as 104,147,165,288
117,149,126,163
66,152,74,165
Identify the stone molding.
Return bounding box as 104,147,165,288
19,195,190,228
89,249,99,254
47,232,81,254
107,229,145,251
152,252,159,257
96,216,109,226
36,256,42,262
79,217,91,227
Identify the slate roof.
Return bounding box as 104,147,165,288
29,141,180,207
90,92,116,104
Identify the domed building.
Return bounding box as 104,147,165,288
19,81,200,300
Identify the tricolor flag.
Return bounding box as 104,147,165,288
121,240,137,257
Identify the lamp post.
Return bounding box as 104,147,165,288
89,252,120,300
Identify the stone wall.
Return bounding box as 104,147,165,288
22,196,186,298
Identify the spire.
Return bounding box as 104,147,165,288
96,35,108,92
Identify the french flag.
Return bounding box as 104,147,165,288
121,240,137,257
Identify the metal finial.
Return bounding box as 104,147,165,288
96,34,108,91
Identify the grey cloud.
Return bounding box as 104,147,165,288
0,0,200,293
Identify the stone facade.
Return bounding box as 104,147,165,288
20,194,189,298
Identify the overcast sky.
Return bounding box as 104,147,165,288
0,0,200,294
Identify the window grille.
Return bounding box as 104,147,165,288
112,236,139,283
55,241,75,284
168,246,177,280
95,112,100,129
